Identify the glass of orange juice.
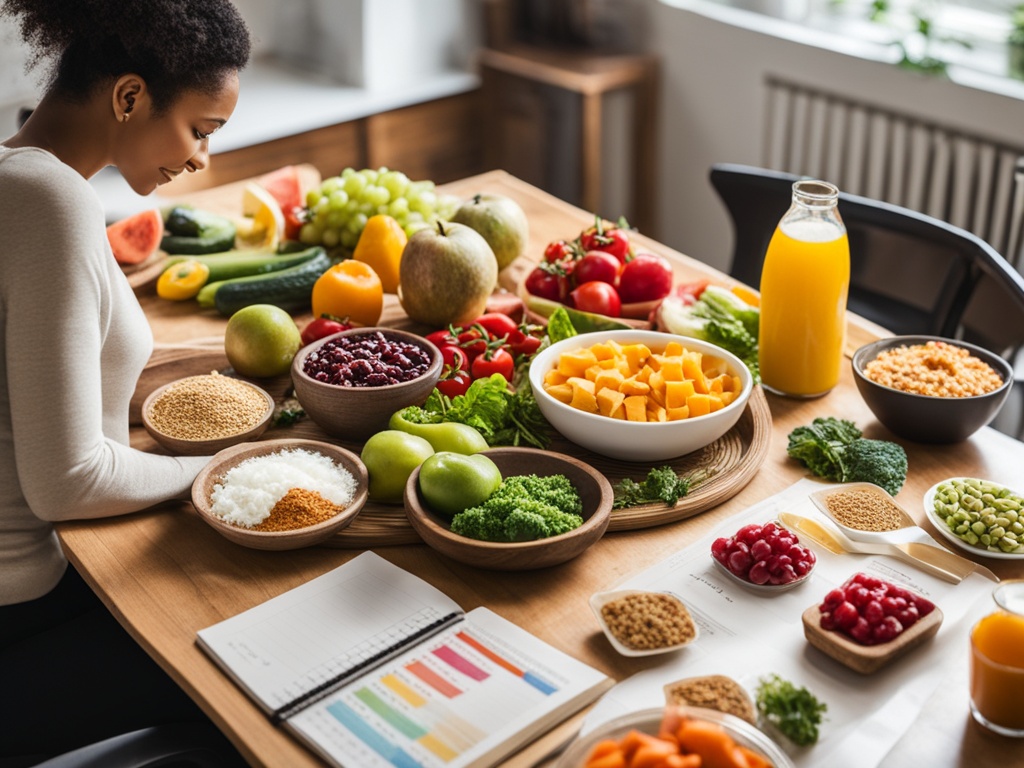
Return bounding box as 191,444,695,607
758,180,850,397
970,579,1024,736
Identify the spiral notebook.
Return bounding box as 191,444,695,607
197,551,611,768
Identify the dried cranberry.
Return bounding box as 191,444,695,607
301,331,433,387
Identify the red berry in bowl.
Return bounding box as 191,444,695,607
710,521,817,589
816,573,936,646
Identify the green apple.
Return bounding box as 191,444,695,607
397,221,498,327
224,304,301,378
452,193,530,271
360,430,435,504
387,412,488,455
418,452,503,519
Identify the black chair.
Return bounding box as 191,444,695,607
709,162,1024,440
11,723,247,768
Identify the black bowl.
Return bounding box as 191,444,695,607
851,335,1013,443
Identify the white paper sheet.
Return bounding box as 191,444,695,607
581,479,994,767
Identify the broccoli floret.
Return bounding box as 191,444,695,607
838,438,908,496
787,417,908,496
449,474,584,542
786,417,863,480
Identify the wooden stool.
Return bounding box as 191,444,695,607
478,45,659,235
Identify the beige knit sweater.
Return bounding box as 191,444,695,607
0,146,209,605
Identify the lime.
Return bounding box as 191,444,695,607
224,304,301,378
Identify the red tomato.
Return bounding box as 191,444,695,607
456,328,488,360
544,239,576,263
471,347,515,383
617,252,674,303
580,221,631,263
524,266,565,302
300,316,351,346
425,328,458,348
507,329,542,357
439,344,469,373
570,281,622,317
436,369,472,398
574,250,621,288
472,313,519,341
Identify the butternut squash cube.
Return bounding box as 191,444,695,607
624,395,649,422
732,375,743,393
664,341,684,356
682,352,709,394
636,364,655,384
593,367,625,393
648,369,665,393
567,376,595,395
708,395,725,413
648,386,666,408
686,393,713,417
544,368,569,387
589,342,617,361
569,381,600,413
660,357,684,382
557,348,598,379
622,344,651,374
646,403,667,422
596,388,627,419
720,390,736,406
585,364,604,382
665,379,696,409
667,405,690,421
544,383,574,404
620,376,651,397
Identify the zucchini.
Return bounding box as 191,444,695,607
161,205,237,254
199,251,332,316
163,246,324,283
524,294,631,332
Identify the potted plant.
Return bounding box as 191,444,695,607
1009,4,1024,80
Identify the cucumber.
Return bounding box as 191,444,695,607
164,246,324,283
199,251,332,316
161,205,237,254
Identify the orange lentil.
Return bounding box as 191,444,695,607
863,341,1002,398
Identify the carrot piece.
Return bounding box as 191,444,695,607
675,718,748,768
630,740,679,768
657,707,684,744
737,746,771,768
585,750,628,768
661,755,702,768
588,739,625,759
620,731,667,762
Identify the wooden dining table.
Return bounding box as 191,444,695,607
57,170,1024,767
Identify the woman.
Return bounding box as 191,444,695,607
0,0,251,760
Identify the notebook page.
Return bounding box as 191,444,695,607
197,551,463,714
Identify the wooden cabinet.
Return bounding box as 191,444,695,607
162,90,482,196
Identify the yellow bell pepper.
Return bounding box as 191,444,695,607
352,214,407,294
157,259,211,301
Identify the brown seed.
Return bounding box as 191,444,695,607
148,372,268,440
664,675,756,724
599,592,696,650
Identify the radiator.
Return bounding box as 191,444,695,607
762,75,1024,269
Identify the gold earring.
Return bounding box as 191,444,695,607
121,113,130,123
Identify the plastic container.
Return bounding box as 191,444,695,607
758,179,850,397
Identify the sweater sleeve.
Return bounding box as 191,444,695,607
3,154,209,521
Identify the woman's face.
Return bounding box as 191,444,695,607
115,70,240,195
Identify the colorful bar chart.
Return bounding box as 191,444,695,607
317,621,564,767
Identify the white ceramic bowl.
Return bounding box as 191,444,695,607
528,330,754,462
589,589,699,657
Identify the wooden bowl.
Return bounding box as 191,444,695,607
403,447,613,570
801,602,943,674
191,438,369,550
142,375,275,456
290,328,442,442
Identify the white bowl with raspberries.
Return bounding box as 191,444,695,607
710,521,818,592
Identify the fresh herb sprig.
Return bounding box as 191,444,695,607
755,673,827,747
612,466,711,509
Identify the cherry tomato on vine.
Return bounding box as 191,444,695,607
425,328,458,348
300,316,352,347
473,313,519,341
508,330,542,357
471,346,515,383
574,250,621,288
617,252,674,304
456,327,488,360
580,220,631,264
544,239,576,263
524,266,565,302
570,280,622,317
438,344,469,373
437,369,472,398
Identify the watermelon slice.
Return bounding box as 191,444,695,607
256,165,306,241
107,208,164,265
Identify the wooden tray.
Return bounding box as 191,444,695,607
133,343,772,548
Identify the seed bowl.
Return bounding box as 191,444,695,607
590,589,699,657
291,327,442,442
528,330,753,462
191,438,368,550
142,374,275,456
403,447,613,570
851,335,1013,443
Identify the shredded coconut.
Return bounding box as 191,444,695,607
209,448,356,528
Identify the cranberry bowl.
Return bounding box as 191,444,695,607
291,327,442,442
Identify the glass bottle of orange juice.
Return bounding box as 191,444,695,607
758,180,850,397
970,580,1024,737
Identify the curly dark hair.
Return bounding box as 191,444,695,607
1,0,251,113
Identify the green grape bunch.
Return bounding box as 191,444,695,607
299,167,460,250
